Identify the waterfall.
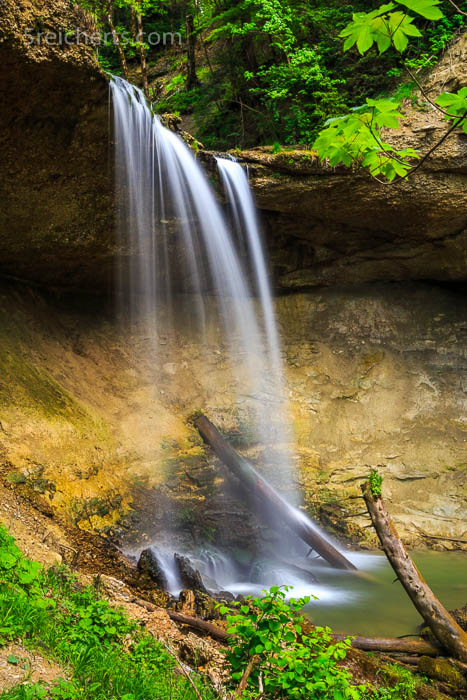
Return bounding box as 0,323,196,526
110,76,350,594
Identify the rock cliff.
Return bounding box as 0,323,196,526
0,0,465,547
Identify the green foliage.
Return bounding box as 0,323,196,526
0,524,213,700
340,0,443,55
218,585,423,699
313,98,419,181
76,0,466,150
436,86,467,131
220,586,366,699
369,469,383,498
312,0,467,181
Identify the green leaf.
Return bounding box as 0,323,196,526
393,28,409,51
7,654,19,665
376,32,392,53
396,0,444,19
357,25,374,54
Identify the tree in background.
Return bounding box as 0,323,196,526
77,0,467,158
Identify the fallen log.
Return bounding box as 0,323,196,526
333,634,441,656
130,593,445,655
193,414,356,571
168,610,230,642
362,480,467,663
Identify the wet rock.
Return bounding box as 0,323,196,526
137,548,169,590
174,553,208,593
177,589,196,616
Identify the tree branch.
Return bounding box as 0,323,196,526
403,64,464,119
372,109,467,185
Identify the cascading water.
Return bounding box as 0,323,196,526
110,75,357,597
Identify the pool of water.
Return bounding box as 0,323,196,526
297,551,466,637
222,551,467,638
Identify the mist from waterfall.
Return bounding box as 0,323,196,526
110,75,346,595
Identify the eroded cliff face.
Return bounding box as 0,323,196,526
0,0,465,547
0,282,464,549
0,0,113,291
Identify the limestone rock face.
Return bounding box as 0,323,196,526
0,282,464,548
0,1,466,549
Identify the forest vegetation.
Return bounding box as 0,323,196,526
77,0,467,180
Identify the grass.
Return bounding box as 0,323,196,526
0,525,216,700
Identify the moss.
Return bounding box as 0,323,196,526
0,347,83,420
6,470,27,485
69,492,125,528
443,463,467,472
417,656,467,688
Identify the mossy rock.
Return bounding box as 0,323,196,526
6,470,27,485
418,656,467,688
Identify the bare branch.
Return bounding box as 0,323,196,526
372,109,467,185
160,639,205,700
404,64,464,118
445,0,467,16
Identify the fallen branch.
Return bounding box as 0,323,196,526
193,414,356,571
333,634,441,656
160,639,204,700
168,610,230,643
233,655,259,698
420,534,467,545
362,481,467,662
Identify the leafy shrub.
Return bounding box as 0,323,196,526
219,585,366,699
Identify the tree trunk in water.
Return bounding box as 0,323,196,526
362,481,467,662
185,13,199,89
106,1,128,80
137,13,149,98
193,414,356,571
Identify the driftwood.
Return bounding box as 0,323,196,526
333,634,441,656
194,414,356,571
362,481,467,663
168,610,230,642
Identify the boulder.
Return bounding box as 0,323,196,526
137,548,169,590
174,553,208,593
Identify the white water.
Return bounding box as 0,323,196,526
111,75,350,597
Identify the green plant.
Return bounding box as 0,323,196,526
375,664,419,699
313,0,467,181
0,524,214,700
219,585,366,699
369,469,383,498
